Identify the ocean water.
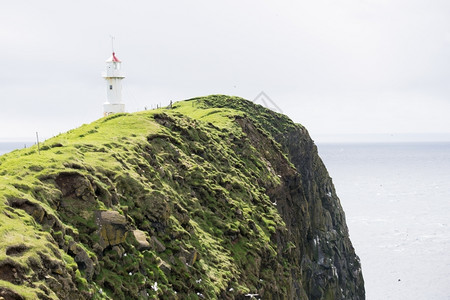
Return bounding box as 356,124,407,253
0,142,33,156
318,143,450,300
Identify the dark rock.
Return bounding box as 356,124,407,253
0,259,24,284
68,241,95,280
150,236,166,253
0,287,25,300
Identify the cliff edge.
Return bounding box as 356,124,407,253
0,95,364,299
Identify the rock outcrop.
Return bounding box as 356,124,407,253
95,210,129,249
0,95,364,299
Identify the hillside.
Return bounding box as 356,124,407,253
0,95,364,299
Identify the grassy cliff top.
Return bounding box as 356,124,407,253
0,95,364,299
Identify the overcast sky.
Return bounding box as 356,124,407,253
1,0,450,143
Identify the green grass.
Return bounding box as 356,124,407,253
171,99,244,132
0,95,299,299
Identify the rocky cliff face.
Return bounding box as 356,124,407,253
0,95,364,299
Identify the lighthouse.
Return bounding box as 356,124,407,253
102,52,125,116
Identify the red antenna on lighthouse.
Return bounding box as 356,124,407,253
109,35,120,62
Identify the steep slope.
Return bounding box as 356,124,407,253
0,95,364,299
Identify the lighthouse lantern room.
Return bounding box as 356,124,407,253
102,52,125,116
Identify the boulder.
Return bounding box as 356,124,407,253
133,230,151,251
150,236,166,253
68,241,95,280
95,210,128,250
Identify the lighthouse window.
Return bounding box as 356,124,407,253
109,85,113,90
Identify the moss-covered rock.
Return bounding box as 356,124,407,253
0,95,364,299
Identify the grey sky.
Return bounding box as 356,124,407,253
1,0,450,142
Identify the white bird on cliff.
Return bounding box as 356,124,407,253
152,281,158,291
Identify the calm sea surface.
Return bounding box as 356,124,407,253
1,142,449,298
0,142,33,155
318,143,450,300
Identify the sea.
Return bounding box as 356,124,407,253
318,142,450,300
1,142,449,299
0,142,34,156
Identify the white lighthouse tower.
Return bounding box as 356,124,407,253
102,51,125,116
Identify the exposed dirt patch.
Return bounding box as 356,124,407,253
7,198,45,223
55,172,89,198
0,260,23,284
0,287,25,300
6,245,29,257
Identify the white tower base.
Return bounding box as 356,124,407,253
103,103,125,117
